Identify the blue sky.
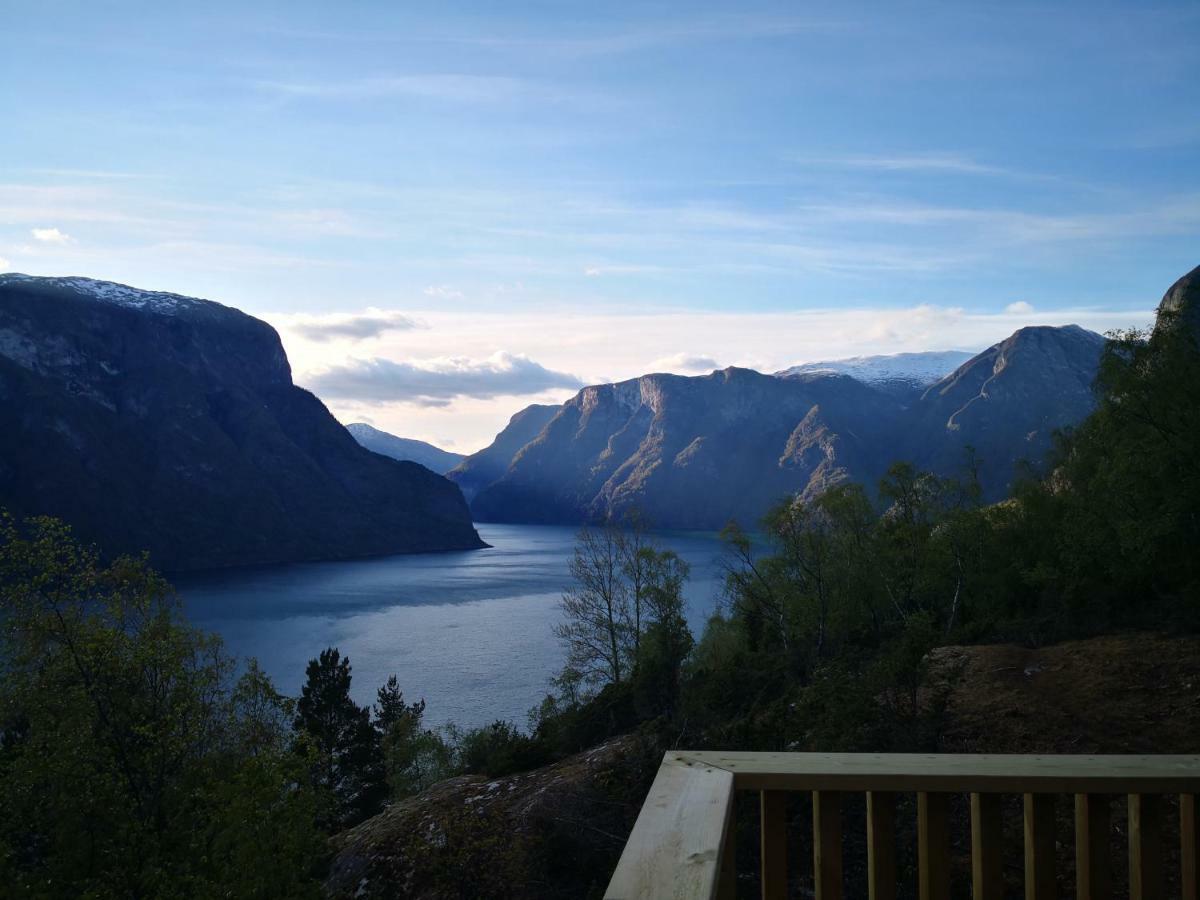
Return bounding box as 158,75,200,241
3,1,1198,449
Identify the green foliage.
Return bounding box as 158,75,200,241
294,648,387,829
0,514,323,898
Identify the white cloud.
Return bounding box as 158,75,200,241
31,227,72,244
1005,300,1035,314
281,308,424,342
304,351,584,405
0,257,9,270
649,352,721,373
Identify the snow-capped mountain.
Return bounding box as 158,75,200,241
0,274,207,315
776,350,977,390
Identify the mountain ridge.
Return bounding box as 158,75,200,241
346,423,465,474
0,274,485,570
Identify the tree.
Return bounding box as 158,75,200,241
374,675,443,797
0,512,322,897
294,648,386,829
555,523,631,688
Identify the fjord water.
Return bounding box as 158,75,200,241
177,523,730,730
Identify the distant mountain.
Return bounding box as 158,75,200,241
470,368,905,528
462,325,1107,528
447,404,561,501
347,423,464,474
0,274,484,571
777,350,976,395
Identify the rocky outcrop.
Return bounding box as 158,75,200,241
347,423,465,474
1155,263,1200,337
0,275,484,571
325,734,661,900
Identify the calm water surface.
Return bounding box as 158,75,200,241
177,524,731,729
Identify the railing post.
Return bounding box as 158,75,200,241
760,790,788,900
1128,794,1163,900
918,792,951,900
866,791,897,900
970,793,1003,900
1182,794,1198,900
1023,794,1055,900
1074,793,1111,900
813,790,844,900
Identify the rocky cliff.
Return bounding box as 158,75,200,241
463,325,1107,528
0,275,484,571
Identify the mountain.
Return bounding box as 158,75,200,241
0,274,485,571
1157,263,1200,336
470,368,905,528
447,403,560,501
463,325,1106,528
777,350,976,396
346,423,464,474
903,325,1106,497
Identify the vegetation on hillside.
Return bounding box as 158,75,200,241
1,301,1196,897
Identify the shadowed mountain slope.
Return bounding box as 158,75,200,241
0,274,484,570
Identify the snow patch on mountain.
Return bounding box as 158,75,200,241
777,350,977,388
0,274,205,315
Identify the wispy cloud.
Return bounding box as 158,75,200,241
304,351,584,405
649,352,720,373
281,308,423,343
1005,300,1034,314
799,152,1013,176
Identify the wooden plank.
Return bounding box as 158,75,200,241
760,790,788,900
813,791,843,900
679,752,1200,795
1074,793,1111,900
970,793,1003,900
1128,794,1163,900
1023,794,1055,900
605,754,735,900
1183,794,1199,900
918,792,951,900
866,791,897,900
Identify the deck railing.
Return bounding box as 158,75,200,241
604,751,1200,900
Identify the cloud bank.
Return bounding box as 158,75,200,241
305,351,584,406
284,308,423,342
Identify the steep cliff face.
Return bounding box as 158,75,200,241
1156,263,1200,336
463,325,1108,528
471,367,905,528
0,275,484,570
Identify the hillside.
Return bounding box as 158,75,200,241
0,274,484,570
463,325,1105,528
325,632,1200,899
347,423,465,474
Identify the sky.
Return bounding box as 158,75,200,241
3,1,1198,452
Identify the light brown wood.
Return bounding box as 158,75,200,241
604,755,735,900
813,791,843,900
760,790,788,900
866,791,897,900
1023,794,1055,900
918,792,951,900
679,751,1200,794
1073,793,1111,900
1183,794,1199,900
970,793,1003,900
1128,794,1163,900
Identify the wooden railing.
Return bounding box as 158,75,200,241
604,752,1200,900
